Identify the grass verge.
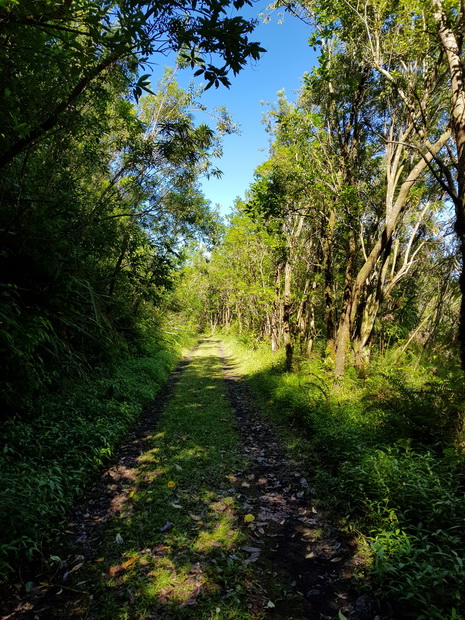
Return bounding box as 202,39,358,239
0,329,197,578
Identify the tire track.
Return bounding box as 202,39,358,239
219,341,372,620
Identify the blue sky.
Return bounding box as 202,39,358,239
151,2,318,216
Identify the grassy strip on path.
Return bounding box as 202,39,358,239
77,337,257,619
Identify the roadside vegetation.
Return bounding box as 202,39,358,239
0,328,196,578
220,335,465,619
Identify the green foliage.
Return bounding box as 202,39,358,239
0,54,228,421
0,0,265,169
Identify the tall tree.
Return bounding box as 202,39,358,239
279,0,464,374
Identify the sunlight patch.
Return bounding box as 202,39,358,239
145,557,219,606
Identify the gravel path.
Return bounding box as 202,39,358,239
219,342,368,620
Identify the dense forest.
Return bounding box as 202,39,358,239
2,0,465,618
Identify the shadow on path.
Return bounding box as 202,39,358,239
220,342,369,620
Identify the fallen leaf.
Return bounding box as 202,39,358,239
331,557,343,563
267,601,276,608
189,513,202,521
108,564,121,577
122,556,137,570
115,533,124,544
70,562,84,573
244,514,255,523
160,522,173,533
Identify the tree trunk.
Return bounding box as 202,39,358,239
271,262,282,353
433,0,465,373
322,208,336,352
333,129,451,376
236,303,243,334
0,54,118,169
283,259,293,371
353,239,392,368
108,229,130,297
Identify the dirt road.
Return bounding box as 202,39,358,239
2,339,370,619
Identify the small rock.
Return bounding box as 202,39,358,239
355,595,372,620
307,588,321,596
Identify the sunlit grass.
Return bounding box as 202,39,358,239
193,498,240,553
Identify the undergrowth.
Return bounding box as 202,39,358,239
0,328,197,578
222,334,465,620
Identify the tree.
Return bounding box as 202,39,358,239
431,0,465,372
276,0,465,376
0,0,265,169
0,63,224,414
